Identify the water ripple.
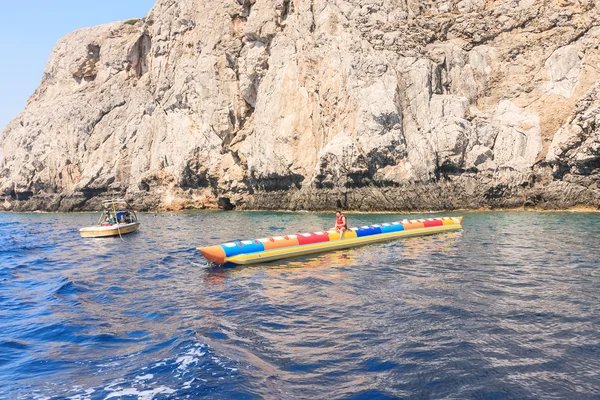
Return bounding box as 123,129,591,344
0,211,599,398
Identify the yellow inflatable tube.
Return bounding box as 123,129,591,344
199,217,463,266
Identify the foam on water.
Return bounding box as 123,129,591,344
104,386,176,399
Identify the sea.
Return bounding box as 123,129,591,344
0,210,599,399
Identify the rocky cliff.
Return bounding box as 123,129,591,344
1,0,599,212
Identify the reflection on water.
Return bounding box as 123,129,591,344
0,211,599,399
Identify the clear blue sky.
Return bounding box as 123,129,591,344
0,0,156,132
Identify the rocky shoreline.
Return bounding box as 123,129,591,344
2,164,598,212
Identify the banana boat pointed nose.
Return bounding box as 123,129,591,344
198,245,226,265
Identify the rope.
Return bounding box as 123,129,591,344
111,200,124,241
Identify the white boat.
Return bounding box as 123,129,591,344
79,199,140,238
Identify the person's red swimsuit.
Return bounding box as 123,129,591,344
336,214,347,229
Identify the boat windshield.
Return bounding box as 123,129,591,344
98,210,136,226
98,199,137,225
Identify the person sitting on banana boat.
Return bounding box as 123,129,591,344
334,210,348,240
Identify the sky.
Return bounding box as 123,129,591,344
0,0,156,132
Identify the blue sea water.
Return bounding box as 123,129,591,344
0,210,599,399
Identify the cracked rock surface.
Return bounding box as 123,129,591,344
1,0,599,211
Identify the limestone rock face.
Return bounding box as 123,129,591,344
1,0,600,211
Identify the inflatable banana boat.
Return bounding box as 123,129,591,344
198,216,463,266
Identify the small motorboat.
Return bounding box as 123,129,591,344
198,216,463,266
79,199,140,238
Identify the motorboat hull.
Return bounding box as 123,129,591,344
79,222,140,238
